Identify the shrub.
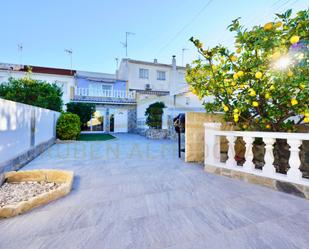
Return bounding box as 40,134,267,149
56,113,81,140
0,76,63,112
66,102,96,128
145,102,166,129
187,9,308,132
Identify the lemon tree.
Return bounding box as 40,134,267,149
187,9,308,132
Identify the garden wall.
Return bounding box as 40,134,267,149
0,98,60,184
185,112,232,162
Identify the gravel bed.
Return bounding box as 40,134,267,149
0,181,62,207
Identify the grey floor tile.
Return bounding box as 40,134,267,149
1,134,308,249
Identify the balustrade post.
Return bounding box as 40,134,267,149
243,136,255,171
287,139,302,182
262,137,275,176
204,123,221,166
226,135,237,167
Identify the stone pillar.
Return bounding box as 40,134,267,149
105,108,110,132
128,107,137,133
162,108,168,130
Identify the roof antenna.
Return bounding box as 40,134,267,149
64,49,73,73
182,48,189,66
18,43,23,65
121,32,135,58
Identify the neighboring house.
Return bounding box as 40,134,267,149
0,56,209,134
73,71,135,133
0,63,75,105
117,56,209,130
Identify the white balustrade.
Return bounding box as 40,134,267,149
242,136,254,171
287,139,302,181
226,135,237,167
204,122,309,186
74,88,136,100
262,137,276,175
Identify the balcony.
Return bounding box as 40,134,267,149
72,87,136,104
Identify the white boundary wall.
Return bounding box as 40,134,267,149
0,98,60,164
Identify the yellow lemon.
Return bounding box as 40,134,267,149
305,112,309,118
266,124,271,129
265,93,271,99
287,70,293,77
227,89,233,94
269,85,275,91
233,108,239,114
291,98,298,106
248,88,256,97
234,114,239,122
236,48,241,54
237,71,244,77
222,103,229,112
264,22,273,31
231,81,236,86
255,71,263,79
275,22,282,28
304,117,309,123
252,101,259,107
242,124,248,129
290,35,300,44
230,55,237,62
233,73,238,80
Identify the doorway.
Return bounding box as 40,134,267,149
114,109,128,132
110,114,114,132
82,109,105,132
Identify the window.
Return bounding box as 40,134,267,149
89,83,112,91
101,84,112,91
157,71,166,81
139,68,149,79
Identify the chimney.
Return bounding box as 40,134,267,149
154,58,158,64
172,55,176,70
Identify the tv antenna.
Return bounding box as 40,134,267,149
121,32,135,58
18,43,23,65
115,58,119,70
64,49,73,73
182,48,189,66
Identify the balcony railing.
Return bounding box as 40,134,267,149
204,122,309,186
74,88,136,100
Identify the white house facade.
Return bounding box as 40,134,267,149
0,63,75,105
117,56,208,131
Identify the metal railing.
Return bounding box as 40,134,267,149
74,88,136,99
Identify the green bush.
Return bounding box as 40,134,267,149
0,76,63,112
56,113,81,140
145,102,166,129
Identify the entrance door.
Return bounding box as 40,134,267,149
114,109,128,132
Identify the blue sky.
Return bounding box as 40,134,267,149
1,0,308,73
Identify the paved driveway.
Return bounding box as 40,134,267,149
1,134,309,249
